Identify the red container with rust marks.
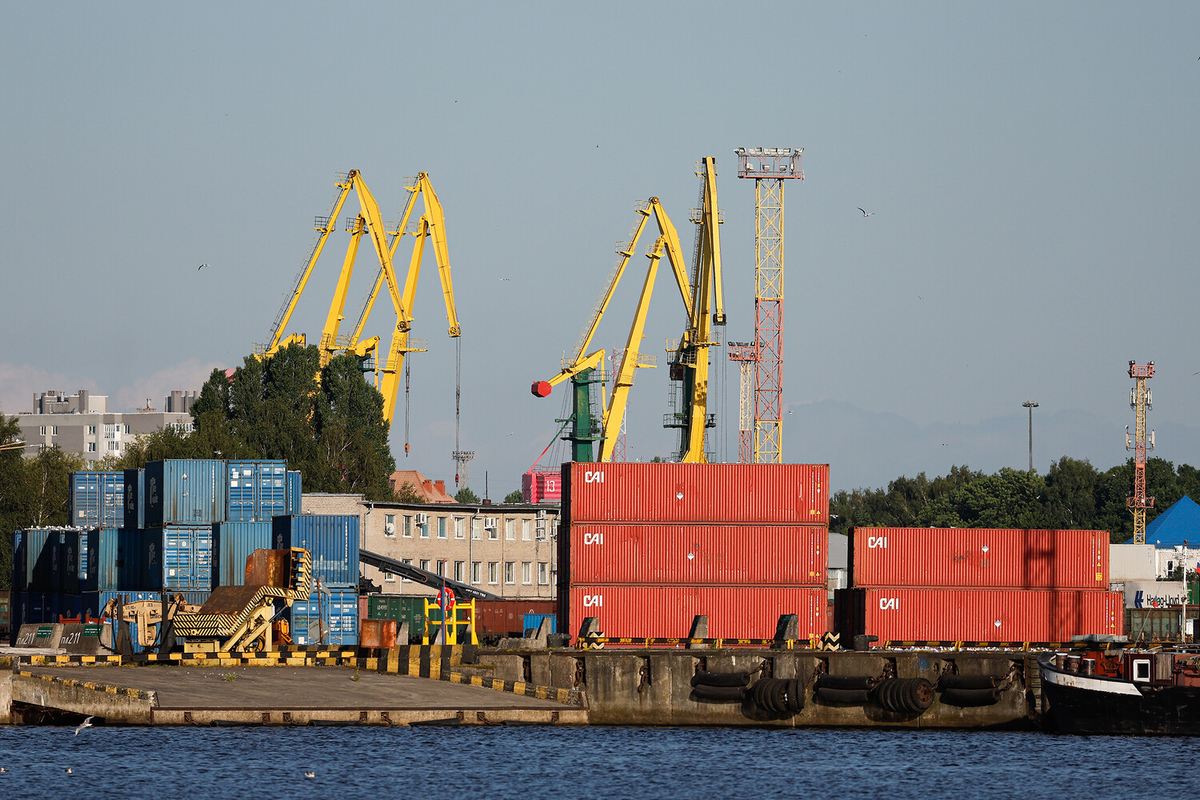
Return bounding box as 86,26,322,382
567,524,828,585
563,462,829,525
565,585,827,641
360,618,398,649
472,598,559,639
834,587,1124,644
850,527,1110,589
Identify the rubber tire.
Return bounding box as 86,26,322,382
815,674,876,691
692,670,752,688
815,686,871,705
938,674,998,691
875,679,900,712
692,683,747,702
906,678,934,711
787,678,804,713
771,678,790,714
940,686,1001,707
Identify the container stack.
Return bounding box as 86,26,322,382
560,462,830,641
272,514,360,645
69,471,125,528
835,527,1124,644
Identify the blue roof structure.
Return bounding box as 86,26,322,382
1147,496,1200,548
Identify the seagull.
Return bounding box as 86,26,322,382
198,263,208,270
1,767,7,772
304,772,316,778
857,208,874,217
499,277,510,281
65,769,73,774
74,716,94,736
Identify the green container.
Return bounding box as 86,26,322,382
1190,582,1200,606
366,594,426,642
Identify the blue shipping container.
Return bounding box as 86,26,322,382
144,459,228,527
286,470,302,514
212,521,273,587
69,471,125,528
226,460,288,522
80,528,144,592
11,532,24,592
272,515,359,589
288,589,359,645
523,613,557,635
123,468,145,530
143,526,213,591
57,531,81,594
19,529,61,592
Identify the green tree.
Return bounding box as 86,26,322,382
504,490,523,503
0,415,27,588
24,446,85,528
1042,457,1099,529
455,486,480,504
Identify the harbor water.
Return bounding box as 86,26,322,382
1,726,1198,798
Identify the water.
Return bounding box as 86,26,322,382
1,725,1198,798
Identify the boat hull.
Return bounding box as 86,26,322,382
1040,656,1200,736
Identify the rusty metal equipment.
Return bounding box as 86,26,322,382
100,593,204,650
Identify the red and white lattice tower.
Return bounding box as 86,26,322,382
730,147,803,464
1126,361,1155,544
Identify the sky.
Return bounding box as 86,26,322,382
2,3,1199,499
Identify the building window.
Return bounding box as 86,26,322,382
401,558,413,582
538,562,549,585
487,562,499,584
50,426,57,436
454,517,465,539
104,423,118,439
437,559,446,577
108,441,120,451
419,559,430,573
471,561,481,584
419,519,429,539
87,425,96,435
488,520,498,540
87,443,97,453
505,519,515,540
39,426,46,436
504,561,515,584
438,517,447,539
454,561,465,582
472,518,482,540
403,515,413,538
384,570,396,583
522,519,532,541
124,424,131,434
522,562,532,585
385,514,396,537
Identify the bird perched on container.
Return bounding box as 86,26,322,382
74,716,94,736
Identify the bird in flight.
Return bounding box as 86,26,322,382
858,208,874,217
74,716,94,736
198,263,208,270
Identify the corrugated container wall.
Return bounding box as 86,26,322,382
57,531,80,593
212,521,274,587
80,528,146,592
141,526,213,591
286,470,302,514
69,472,125,528
272,515,359,589
123,468,145,529
563,462,829,525
567,524,827,585
834,587,1124,643
226,460,288,522
473,599,559,638
144,459,227,527
850,528,1110,589
565,585,826,641
289,589,359,645
366,594,426,639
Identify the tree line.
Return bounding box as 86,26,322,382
830,456,1200,543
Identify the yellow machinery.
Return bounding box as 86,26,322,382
169,548,313,653
532,158,724,463
100,593,204,651
421,597,479,645
259,170,460,429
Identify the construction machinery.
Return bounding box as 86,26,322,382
258,170,461,431
532,158,725,463
100,593,204,653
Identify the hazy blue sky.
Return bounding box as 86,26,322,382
3,3,1198,497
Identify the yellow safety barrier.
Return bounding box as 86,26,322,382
422,597,478,645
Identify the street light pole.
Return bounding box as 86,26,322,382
1022,401,1039,472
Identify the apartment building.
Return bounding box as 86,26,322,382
13,390,196,462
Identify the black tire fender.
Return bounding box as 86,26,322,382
691,670,752,688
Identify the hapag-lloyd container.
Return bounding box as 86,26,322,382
123,468,145,529
566,524,828,585
563,462,829,525
850,527,1110,589
834,587,1124,643
565,585,827,640
144,459,227,527
212,521,274,587
272,515,359,588
69,471,125,528
226,460,288,522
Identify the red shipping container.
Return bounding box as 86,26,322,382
564,462,828,525
522,469,561,504
851,528,1109,589
567,524,828,585
360,618,398,648
565,585,827,640
843,587,1123,643
472,598,558,638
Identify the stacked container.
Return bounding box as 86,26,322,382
835,527,1123,644
123,468,145,529
272,514,360,645
226,460,288,522
560,462,830,641
69,471,125,528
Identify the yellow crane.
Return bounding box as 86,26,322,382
259,170,460,430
